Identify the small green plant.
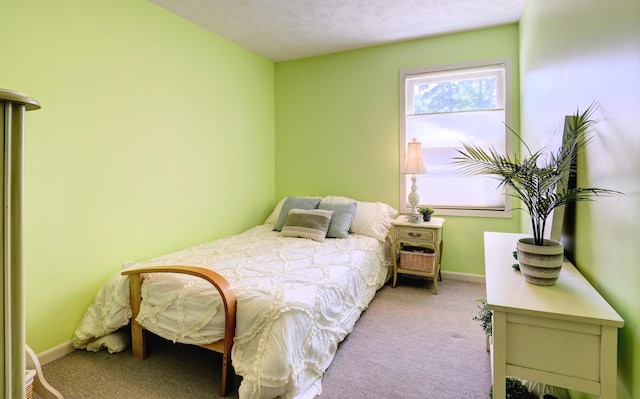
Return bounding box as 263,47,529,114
418,206,434,215
489,377,535,399
473,298,492,336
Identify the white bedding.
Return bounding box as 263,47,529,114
73,224,389,399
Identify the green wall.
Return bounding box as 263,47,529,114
2,0,275,353
274,25,522,276
520,1,640,398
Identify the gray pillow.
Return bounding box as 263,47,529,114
273,196,321,231
280,209,334,242
318,201,357,238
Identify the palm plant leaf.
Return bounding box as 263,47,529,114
452,102,623,245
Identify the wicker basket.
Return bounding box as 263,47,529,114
399,247,435,273
25,369,36,399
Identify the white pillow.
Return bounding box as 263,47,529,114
265,197,286,225
322,195,398,242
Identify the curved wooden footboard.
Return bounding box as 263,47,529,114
121,266,237,397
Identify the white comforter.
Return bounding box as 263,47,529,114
73,224,389,399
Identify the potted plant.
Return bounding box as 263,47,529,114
473,299,492,337
453,103,622,285
418,206,434,221
473,298,492,351
490,377,536,399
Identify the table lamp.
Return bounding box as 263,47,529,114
403,137,427,223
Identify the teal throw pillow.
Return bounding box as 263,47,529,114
318,201,357,238
273,196,321,231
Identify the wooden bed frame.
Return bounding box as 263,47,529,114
121,266,237,397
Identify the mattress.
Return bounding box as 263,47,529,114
73,224,389,399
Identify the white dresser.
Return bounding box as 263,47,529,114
484,232,624,399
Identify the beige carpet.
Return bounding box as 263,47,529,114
35,278,491,399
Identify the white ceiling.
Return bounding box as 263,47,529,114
150,0,525,62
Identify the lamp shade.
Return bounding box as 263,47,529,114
403,138,427,174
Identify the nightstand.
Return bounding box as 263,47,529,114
391,215,445,294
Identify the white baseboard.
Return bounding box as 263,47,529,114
37,341,75,365
441,271,485,284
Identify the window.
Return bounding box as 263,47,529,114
399,58,512,217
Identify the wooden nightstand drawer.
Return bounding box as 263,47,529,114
396,227,435,243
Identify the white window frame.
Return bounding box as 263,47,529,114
399,57,513,218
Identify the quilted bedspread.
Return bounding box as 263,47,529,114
72,224,389,399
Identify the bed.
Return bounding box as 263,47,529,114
72,195,397,399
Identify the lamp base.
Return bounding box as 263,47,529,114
406,212,423,223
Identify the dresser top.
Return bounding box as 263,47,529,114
484,232,624,327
